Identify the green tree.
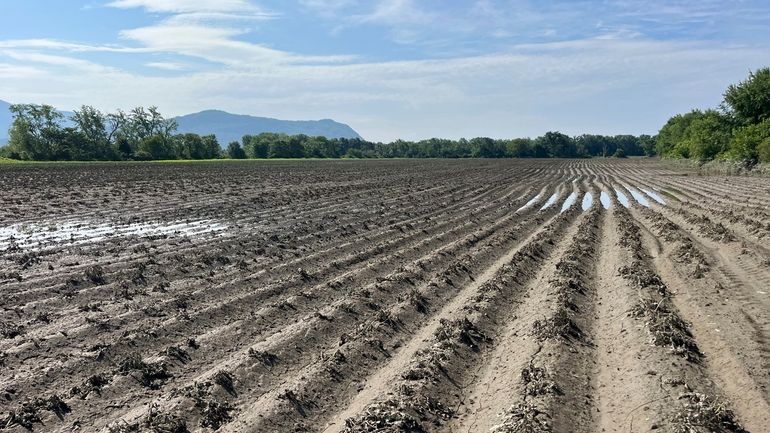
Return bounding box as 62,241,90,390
537,131,575,158
72,105,113,160
723,67,770,125
227,141,246,159
656,110,705,158
728,119,770,162
136,135,172,160
470,137,506,158
758,137,770,163
639,134,656,156
7,104,64,160
201,135,221,159
681,110,733,161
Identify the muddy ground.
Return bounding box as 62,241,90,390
1,159,769,433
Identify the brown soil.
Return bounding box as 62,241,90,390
0,159,767,432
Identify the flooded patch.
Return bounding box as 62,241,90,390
627,188,650,207
540,192,559,210
516,191,543,213
600,191,611,209
561,192,578,213
0,219,228,251
581,193,593,211
615,190,630,208
641,188,666,205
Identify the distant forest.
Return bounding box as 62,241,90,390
0,104,654,161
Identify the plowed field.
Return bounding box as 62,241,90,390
1,159,769,432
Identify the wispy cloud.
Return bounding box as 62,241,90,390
145,61,188,71
105,0,265,14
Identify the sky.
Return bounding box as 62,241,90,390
0,1,768,141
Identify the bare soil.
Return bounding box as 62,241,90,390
0,159,768,432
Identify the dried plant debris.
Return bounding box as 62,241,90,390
70,374,110,399
0,322,24,339
85,264,106,285
213,370,236,396
343,399,424,432
674,392,746,433
343,394,451,433
434,317,491,352
146,404,188,433
247,348,279,367
531,309,583,342
2,395,71,429
118,354,172,389
521,364,561,397
491,402,551,433
183,382,235,430
631,298,702,362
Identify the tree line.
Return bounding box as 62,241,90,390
656,67,770,164
1,104,656,161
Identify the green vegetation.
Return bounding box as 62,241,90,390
0,103,656,161
657,67,770,164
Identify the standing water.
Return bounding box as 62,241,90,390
599,191,611,209
627,188,650,207
641,188,666,205
581,192,593,211
615,190,630,208
561,192,578,213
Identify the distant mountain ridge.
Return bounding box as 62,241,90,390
0,100,10,145
0,100,362,146
174,110,362,146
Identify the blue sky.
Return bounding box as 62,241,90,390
0,0,768,141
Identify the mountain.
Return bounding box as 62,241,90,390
174,110,362,145
0,100,11,144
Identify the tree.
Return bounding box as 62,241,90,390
537,131,575,158
656,110,705,158
681,110,733,161
72,105,112,160
227,141,246,159
758,137,770,163
639,134,656,157
723,67,770,125
728,119,770,162
7,104,64,160
201,135,221,159
470,137,506,158
136,135,172,160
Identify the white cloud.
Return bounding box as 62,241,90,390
119,23,354,67
145,61,188,70
0,50,118,74
1,36,766,141
105,0,261,14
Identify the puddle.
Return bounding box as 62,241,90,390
561,192,578,213
641,188,667,205
615,190,630,208
540,193,559,210
581,193,593,211
627,188,650,207
516,191,543,213
0,219,228,251
600,192,611,209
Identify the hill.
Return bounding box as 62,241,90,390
174,110,362,145
0,100,10,144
